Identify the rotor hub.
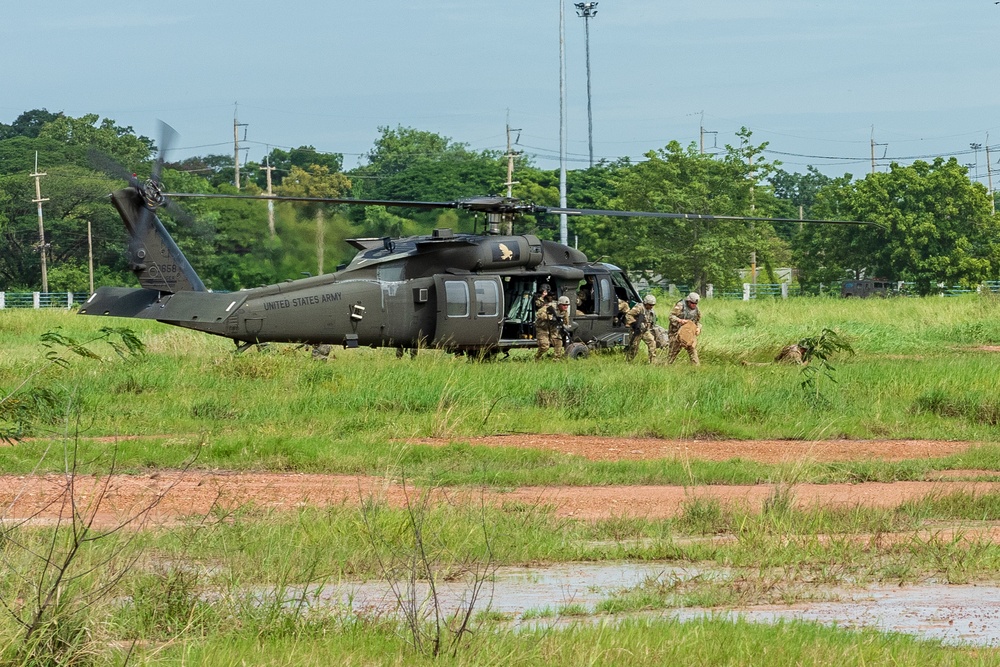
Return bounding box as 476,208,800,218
141,179,165,209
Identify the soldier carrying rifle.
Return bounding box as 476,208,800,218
624,294,658,362
535,295,571,360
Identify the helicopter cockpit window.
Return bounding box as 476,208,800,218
610,270,640,304
599,276,612,315
444,280,470,317
474,280,499,317
377,260,405,282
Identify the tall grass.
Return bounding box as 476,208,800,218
3,494,1000,664
3,298,1000,480
158,616,994,666
6,302,1000,664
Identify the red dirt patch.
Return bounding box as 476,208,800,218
2,471,1000,526
1,438,997,526
409,435,981,463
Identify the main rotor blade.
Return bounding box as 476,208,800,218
163,193,459,210
537,206,882,228
161,192,881,229
153,120,179,183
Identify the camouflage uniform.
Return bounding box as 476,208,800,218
667,297,701,364
535,299,570,360
615,298,630,326
533,284,553,310
624,302,657,362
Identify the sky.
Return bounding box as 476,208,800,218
4,1,1000,184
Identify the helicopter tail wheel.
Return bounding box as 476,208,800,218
566,342,590,360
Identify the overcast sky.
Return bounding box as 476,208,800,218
4,1,1000,182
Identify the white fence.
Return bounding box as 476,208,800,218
0,292,85,309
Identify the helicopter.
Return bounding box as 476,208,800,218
79,128,879,359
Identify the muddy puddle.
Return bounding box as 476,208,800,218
307,562,1000,647
673,584,1000,647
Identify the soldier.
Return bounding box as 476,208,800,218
624,294,658,362
534,283,553,309
667,291,702,364
615,296,630,327
576,276,596,314
535,295,571,360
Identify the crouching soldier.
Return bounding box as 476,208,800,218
625,294,658,362
535,295,571,360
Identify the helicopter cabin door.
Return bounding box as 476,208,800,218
432,275,503,349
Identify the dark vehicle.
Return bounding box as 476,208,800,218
841,279,896,298
79,123,879,358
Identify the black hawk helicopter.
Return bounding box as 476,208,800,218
79,126,878,358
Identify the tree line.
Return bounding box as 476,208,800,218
1,110,998,296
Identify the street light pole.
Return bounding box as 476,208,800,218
575,2,598,168
559,0,568,245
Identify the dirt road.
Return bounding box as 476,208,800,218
1,436,996,526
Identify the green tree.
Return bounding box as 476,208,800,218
354,126,501,198
589,132,787,290
362,126,466,178
0,166,127,290
801,158,999,294
768,166,835,241
166,154,235,189
349,126,505,237
252,146,343,189
275,165,353,275
0,109,64,141
37,114,154,173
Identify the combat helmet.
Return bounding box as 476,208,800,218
643,294,657,305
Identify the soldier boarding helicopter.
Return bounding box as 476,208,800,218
79,127,879,358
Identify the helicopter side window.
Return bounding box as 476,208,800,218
377,261,405,282
444,280,470,317
474,280,499,317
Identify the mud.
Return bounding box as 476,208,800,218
693,584,1000,647
303,562,1000,647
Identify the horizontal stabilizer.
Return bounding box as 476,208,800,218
79,287,162,318
80,287,248,325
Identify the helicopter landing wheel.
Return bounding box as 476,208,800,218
566,342,590,360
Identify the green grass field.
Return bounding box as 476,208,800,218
2,295,1000,665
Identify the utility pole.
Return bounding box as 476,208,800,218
233,107,248,191
698,112,717,155
504,121,522,235
870,126,887,175
575,2,597,168
316,210,325,275
747,146,756,288
261,154,276,236
559,0,568,245
30,152,49,293
86,219,94,294
987,136,995,215
970,142,983,181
